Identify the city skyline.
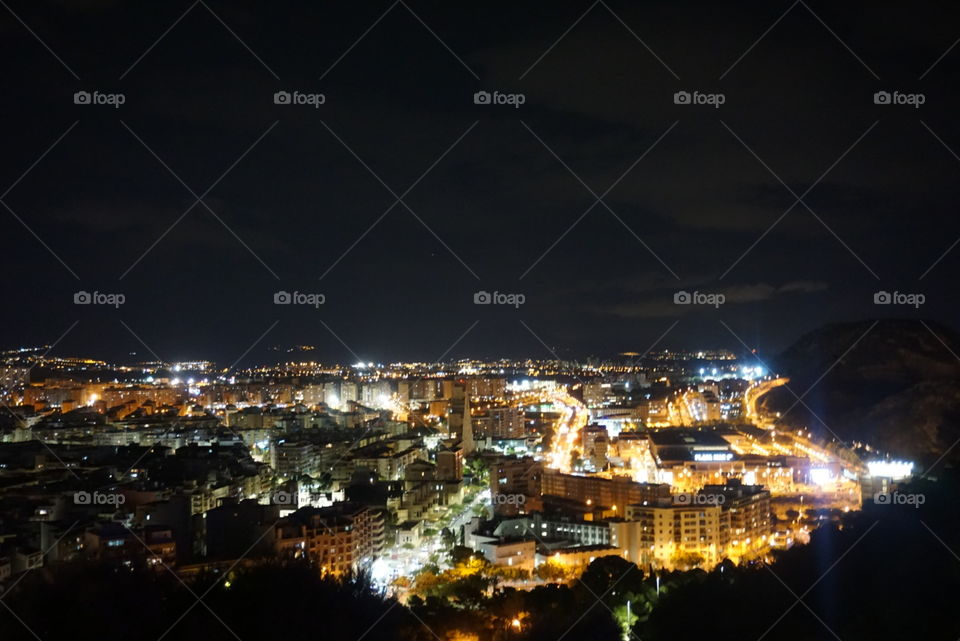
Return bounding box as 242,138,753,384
2,2,960,640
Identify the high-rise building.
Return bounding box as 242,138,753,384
488,406,524,439
274,502,385,576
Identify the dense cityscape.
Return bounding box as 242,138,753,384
0,345,943,639
4,0,960,638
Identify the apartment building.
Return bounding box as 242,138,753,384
274,503,385,576
609,481,772,570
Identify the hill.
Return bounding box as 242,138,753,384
760,319,960,469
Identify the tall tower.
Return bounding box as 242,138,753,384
460,391,474,454
448,380,474,454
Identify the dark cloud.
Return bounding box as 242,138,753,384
0,0,958,364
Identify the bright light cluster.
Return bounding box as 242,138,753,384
867,460,914,480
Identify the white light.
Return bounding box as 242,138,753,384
693,452,733,462
866,460,913,480
809,468,835,485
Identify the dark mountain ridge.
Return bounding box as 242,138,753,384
761,319,960,469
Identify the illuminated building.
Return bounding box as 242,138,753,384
490,455,543,516
494,513,611,546
274,503,385,576
609,481,772,570
436,444,463,481
478,538,536,570
459,377,507,400
350,442,424,480
272,441,319,478
474,406,524,439
540,470,670,516
582,381,610,407
539,545,622,569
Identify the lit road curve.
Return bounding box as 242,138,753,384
745,377,789,427
543,387,589,472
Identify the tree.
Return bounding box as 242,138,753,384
670,551,706,571
578,556,645,603
491,566,529,582
534,561,567,583
440,527,457,548
412,569,444,597
449,545,479,565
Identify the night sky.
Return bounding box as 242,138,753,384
1,1,959,366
